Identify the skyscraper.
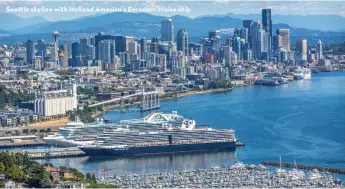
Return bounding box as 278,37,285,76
296,38,307,61
243,20,253,47
37,39,46,62
161,18,174,42
276,29,290,51
62,41,69,67
71,42,81,67
99,40,116,64
177,28,189,56
223,45,232,67
251,21,265,59
317,39,323,60
208,30,220,40
239,28,249,44
272,35,282,53
95,32,116,59
26,40,35,65
128,40,138,55
80,37,94,66
262,9,272,51
232,37,242,60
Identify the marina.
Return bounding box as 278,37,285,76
100,163,344,188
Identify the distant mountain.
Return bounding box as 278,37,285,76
0,13,47,31
222,13,345,32
12,12,164,34
0,30,12,37
1,12,344,44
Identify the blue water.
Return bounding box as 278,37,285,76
39,71,345,176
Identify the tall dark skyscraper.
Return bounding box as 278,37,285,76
176,28,189,56
26,40,35,65
71,42,81,67
36,39,46,62
242,20,253,47
262,9,272,51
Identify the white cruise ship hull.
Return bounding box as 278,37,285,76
44,137,94,147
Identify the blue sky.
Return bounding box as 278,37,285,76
1,1,345,21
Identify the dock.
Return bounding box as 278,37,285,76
262,161,345,175
6,147,86,159
0,141,47,149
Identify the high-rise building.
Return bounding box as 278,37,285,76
232,37,242,60
223,45,232,67
176,28,189,56
62,41,69,67
33,56,41,70
243,49,252,61
37,39,46,62
208,30,220,40
296,38,307,61
99,40,116,64
276,29,290,51
71,42,81,67
161,18,174,42
26,39,35,65
272,35,282,53
251,21,265,59
80,38,93,65
140,38,148,59
317,39,323,60
243,20,253,47
128,40,138,55
262,9,272,51
95,32,117,59
239,28,249,44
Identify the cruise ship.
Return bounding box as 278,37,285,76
43,111,188,147
79,116,237,156
293,67,312,80
43,117,118,147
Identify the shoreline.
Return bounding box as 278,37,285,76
94,87,235,118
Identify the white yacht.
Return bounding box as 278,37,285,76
293,67,312,80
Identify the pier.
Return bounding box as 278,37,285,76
5,147,86,159
262,161,345,175
140,89,160,112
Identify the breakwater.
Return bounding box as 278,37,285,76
262,161,345,175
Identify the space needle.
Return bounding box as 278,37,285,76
52,31,60,68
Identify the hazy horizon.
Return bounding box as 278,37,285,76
1,1,345,21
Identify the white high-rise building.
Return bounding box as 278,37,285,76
317,39,323,60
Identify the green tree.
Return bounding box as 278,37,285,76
8,165,22,181
91,174,96,182
86,172,91,180
0,162,5,172
38,173,53,188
